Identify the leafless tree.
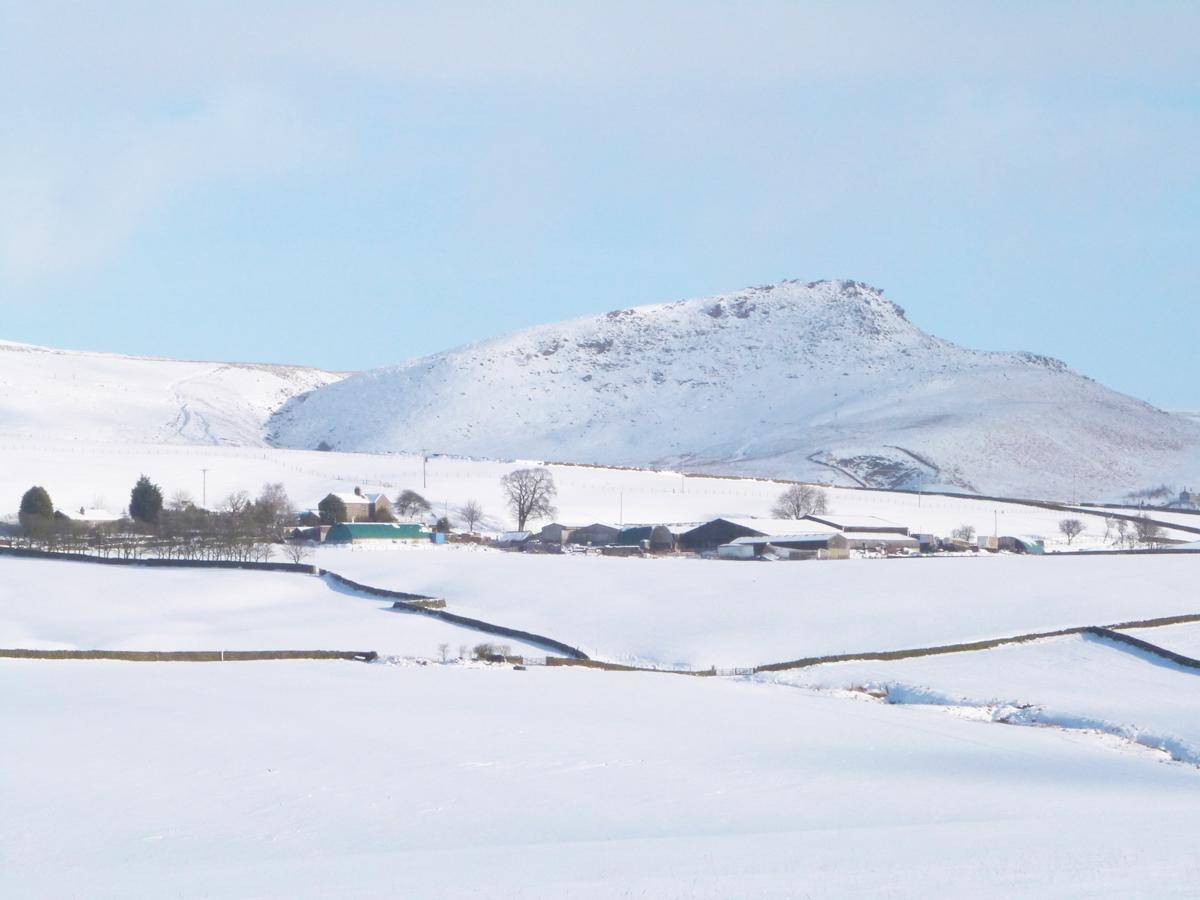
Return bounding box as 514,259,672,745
395,489,432,519
167,489,195,511
951,524,976,542
282,541,314,564
501,468,557,530
220,490,252,516
1058,518,1085,546
437,643,450,663
457,499,484,532
771,484,829,519
254,482,295,541
1133,515,1163,548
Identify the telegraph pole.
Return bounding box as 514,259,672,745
422,451,428,489
201,468,208,509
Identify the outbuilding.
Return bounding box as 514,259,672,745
680,518,841,552
723,532,850,560
324,522,427,543
615,525,678,553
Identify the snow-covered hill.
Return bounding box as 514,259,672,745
0,340,342,446
267,280,1200,500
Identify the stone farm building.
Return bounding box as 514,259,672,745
329,489,393,523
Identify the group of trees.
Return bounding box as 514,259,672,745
10,478,303,562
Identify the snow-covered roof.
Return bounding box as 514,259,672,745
805,514,905,529
842,531,920,543
730,533,843,545
71,508,122,522
719,518,841,536
496,531,532,542
330,492,372,505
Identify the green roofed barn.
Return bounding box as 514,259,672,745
325,522,429,543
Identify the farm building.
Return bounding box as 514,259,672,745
839,531,920,552
801,514,910,535
719,532,850,560
327,488,393,523
679,518,840,552
999,535,1046,554
324,522,427,543
494,531,534,550
536,522,621,546
614,525,678,553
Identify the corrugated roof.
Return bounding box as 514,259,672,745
718,518,841,536
730,533,843,545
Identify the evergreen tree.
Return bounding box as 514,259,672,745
318,493,348,525
129,475,164,524
18,485,54,530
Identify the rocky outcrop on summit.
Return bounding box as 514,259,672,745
268,280,1200,500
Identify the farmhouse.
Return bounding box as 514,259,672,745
328,488,393,523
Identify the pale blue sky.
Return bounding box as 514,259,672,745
2,2,1197,407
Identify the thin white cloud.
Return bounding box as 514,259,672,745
0,88,317,279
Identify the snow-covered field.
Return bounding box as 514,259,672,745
1118,621,1200,658
0,556,543,657
316,544,1200,668
0,339,340,446
6,658,1200,899
765,632,1200,764
5,436,1196,548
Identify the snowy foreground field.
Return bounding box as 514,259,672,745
318,544,1200,668
0,557,545,657
3,552,1200,896
5,659,1200,899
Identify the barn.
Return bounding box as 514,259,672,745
720,532,850,560
679,518,840,552
615,525,678,553
324,522,427,543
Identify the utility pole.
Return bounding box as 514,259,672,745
619,490,623,526
422,451,428,489
201,469,208,509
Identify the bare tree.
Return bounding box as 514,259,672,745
500,468,557,530
253,482,295,541
771,484,829,519
437,643,450,663
167,489,195,511
282,541,313,564
1133,515,1163,548
220,490,252,516
951,524,976,542
457,498,484,532
1058,518,1085,546
395,489,432,520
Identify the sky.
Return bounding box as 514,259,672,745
1,1,1197,408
